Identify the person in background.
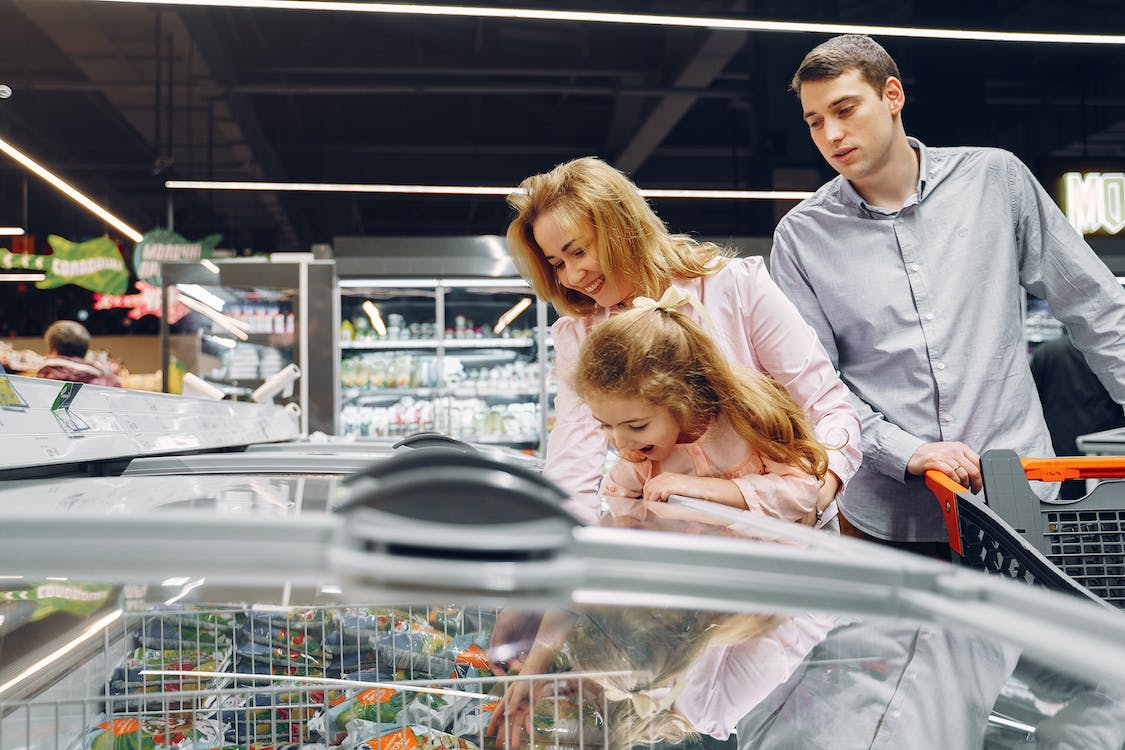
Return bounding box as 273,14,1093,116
770,34,1125,556
36,320,122,387
505,156,861,526
1030,331,1125,499
573,287,831,525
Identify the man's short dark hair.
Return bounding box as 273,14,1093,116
45,320,91,358
790,34,900,96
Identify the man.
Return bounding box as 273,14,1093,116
36,320,122,387
770,34,1125,553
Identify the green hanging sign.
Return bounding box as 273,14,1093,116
133,229,221,285
0,235,130,294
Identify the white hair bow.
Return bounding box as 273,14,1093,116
602,678,688,720
632,286,715,333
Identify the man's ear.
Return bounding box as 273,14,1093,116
883,76,905,116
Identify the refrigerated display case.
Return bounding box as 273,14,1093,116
334,237,555,452
160,257,338,436
0,372,299,477
4,435,1125,748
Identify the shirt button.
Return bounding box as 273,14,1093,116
924,312,934,321
911,263,920,272
943,414,954,423
934,361,945,370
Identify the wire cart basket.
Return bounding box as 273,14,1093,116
927,449,1125,609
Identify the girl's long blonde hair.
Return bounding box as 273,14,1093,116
569,607,786,747
506,157,731,318
573,304,829,479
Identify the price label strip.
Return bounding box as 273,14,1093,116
51,382,92,433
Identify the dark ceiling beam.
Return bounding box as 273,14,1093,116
14,79,749,100
613,1,749,174
174,9,307,249
10,0,304,248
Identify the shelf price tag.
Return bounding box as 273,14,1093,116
51,382,92,433
0,374,28,411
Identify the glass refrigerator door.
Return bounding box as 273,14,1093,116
437,281,552,451
3,448,1125,750
339,279,554,451
161,259,337,435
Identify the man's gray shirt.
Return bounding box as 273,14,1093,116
771,138,1125,542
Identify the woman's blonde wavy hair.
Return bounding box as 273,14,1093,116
506,157,731,318
573,305,830,479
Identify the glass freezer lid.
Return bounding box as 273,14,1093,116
0,473,347,514
3,450,1125,749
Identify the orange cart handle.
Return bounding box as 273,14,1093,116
924,469,969,556
1020,456,1125,482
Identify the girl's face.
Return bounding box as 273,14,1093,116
584,392,686,464
532,210,634,309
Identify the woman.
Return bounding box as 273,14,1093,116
506,157,861,524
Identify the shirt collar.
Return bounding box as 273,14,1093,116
837,136,930,214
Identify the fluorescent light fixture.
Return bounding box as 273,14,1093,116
0,273,46,281
200,258,221,274
176,283,227,311
178,294,250,341
167,180,515,195
166,180,812,201
494,296,533,335
0,608,123,698
0,227,24,236
361,300,387,336
0,133,143,243
641,189,812,200
95,1,1125,45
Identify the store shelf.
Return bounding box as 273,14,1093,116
341,338,534,350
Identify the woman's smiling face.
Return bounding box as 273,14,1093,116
532,210,634,308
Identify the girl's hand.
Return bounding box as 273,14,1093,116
641,472,694,502
486,676,536,748
643,473,747,509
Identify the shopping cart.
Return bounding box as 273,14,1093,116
926,449,1125,608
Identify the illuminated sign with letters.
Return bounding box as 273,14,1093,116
1063,171,1125,236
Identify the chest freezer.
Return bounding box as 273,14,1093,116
3,449,1125,750
0,373,300,479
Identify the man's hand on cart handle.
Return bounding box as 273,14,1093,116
907,441,982,493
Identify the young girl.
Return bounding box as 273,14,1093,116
573,287,834,528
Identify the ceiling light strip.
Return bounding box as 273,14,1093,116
95,1,1125,45
0,134,143,243
166,180,514,195
165,180,812,200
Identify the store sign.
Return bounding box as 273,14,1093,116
133,229,221,285
1063,171,1125,236
93,280,190,323
0,235,129,294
